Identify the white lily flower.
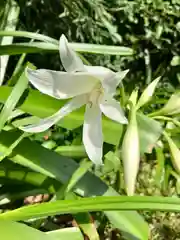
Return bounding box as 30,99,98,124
20,35,128,165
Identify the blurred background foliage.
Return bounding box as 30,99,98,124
11,0,180,89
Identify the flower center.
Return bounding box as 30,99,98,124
88,83,103,107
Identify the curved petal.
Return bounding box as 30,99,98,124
59,35,85,72
20,94,88,133
113,69,129,87
103,70,129,95
83,103,103,165
85,66,128,95
99,95,128,124
85,66,116,82
27,68,98,99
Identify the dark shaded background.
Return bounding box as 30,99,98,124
9,0,180,91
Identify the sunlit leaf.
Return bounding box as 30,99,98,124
163,132,180,174
137,113,162,153
0,86,123,145
150,92,180,116
0,220,51,240
136,77,160,109
1,196,180,221
46,228,84,240
0,66,28,131
0,130,148,239
0,30,58,44
171,56,180,66
0,41,134,56
65,159,92,193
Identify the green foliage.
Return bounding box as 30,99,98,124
1,0,180,239
15,0,180,85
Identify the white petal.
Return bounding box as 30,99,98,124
99,95,128,124
27,68,98,99
83,103,103,165
20,94,88,133
85,66,116,81
59,35,85,72
102,70,129,95
113,70,129,87
85,66,128,95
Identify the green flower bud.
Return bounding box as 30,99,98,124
122,106,140,195
136,77,160,109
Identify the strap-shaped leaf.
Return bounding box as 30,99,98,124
0,86,123,145
0,129,148,239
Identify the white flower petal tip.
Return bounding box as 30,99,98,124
99,96,128,124
59,34,68,46
121,69,129,80
118,69,129,79
88,156,103,166
20,95,87,134
120,117,128,125
19,124,45,133
26,67,36,78
18,117,54,133
123,69,129,75
114,69,129,87
59,34,85,73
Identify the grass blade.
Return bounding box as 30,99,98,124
0,66,28,131
0,42,133,56
0,30,58,44
1,196,180,221
65,159,92,193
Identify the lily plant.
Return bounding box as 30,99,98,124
21,35,128,165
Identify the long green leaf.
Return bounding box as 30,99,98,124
0,41,134,56
0,42,58,55
65,159,92,193
0,86,123,145
70,42,134,55
0,31,133,55
0,30,58,44
0,67,28,131
0,132,28,161
0,161,58,193
1,196,180,221
0,130,148,240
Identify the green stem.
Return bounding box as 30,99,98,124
148,109,164,117
120,84,126,107
153,116,180,128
